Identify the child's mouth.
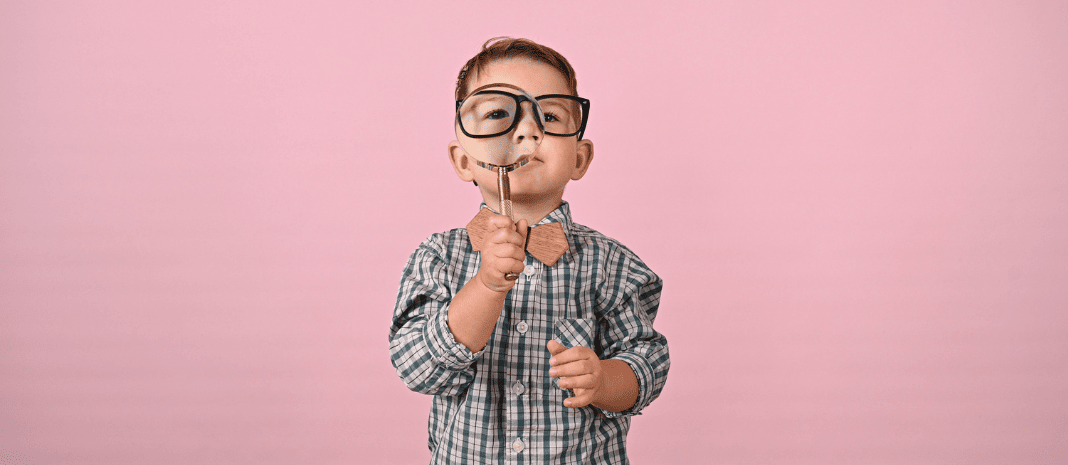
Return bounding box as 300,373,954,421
506,154,533,170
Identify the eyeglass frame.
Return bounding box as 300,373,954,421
455,89,591,141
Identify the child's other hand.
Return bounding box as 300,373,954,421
476,214,529,293
547,340,603,409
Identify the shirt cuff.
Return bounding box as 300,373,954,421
598,352,656,418
423,306,481,370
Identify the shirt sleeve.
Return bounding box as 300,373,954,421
388,235,481,397
594,252,670,418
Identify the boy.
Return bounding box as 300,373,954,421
389,37,669,464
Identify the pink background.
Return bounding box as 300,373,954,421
2,1,1067,464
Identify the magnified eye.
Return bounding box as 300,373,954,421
542,112,560,123
460,93,519,136
485,109,511,120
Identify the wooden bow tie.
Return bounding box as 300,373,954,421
466,208,570,267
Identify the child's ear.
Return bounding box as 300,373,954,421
570,139,594,181
448,140,476,183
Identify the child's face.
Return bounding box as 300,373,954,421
449,59,593,206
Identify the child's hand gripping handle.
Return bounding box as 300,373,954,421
475,213,529,292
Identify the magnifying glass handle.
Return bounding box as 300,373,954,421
497,166,514,222
497,166,520,281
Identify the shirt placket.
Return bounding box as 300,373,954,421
505,255,541,461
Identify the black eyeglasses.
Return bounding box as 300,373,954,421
456,89,590,141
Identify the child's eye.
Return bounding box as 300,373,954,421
484,109,511,120
542,112,560,123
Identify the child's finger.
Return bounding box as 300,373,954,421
487,213,515,230
489,243,524,259
487,227,525,248
557,373,596,390
549,359,595,378
565,391,595,408
548,346,595,366
546,340,567,357
495,262,524,279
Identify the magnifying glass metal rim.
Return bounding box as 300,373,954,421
455,86,545,140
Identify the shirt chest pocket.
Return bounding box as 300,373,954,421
552,317,598,351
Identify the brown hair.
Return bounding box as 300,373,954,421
455,37,578,101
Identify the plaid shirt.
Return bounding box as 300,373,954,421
389,201,669,464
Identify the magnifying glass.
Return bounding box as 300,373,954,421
455,85,546,222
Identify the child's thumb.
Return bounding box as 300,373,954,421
547,339,567,356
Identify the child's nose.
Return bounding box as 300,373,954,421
513,101,544,143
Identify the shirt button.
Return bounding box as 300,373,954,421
523,265,535,276
512,381,525,396
512,437,525,453
515,320,528,334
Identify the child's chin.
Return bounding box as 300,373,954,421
510,189,555,202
